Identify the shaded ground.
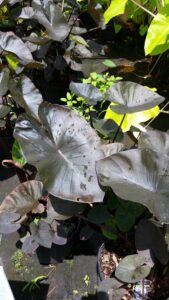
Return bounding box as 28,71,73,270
0,171,98,300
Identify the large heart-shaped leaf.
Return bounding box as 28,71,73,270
69,82,103,105
115,254,151,283
18,3,69,42
96,149,169,223
0,180,43,216
135,219,169,265
0,68,10,96
0,31,33,64
139,130,169,156
106,81,165,114
9,75,43,120
14,102,105,203
0,212,20,234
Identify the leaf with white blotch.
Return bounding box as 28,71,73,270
9,75,43,120
0,31,33,64
0,180,43,216
96,148,169,223
106,81,165,114
0,68,10,96
115,254,151,283
0,105,10,118
135,219,169,265
14,102,105,203
0,212,20,234
69,82,103,105
30,220,54,248
139,130,169,156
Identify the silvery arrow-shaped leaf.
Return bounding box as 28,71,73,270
139,130,169,156
0,180,43,216
0,32,33,64
30,1,69,42
106,81,165,114
69,82,103,105
96,149,169,223
14,102,105,203
115,254,151,283
0,68,10,96
0,212,20,234
9,75,43,120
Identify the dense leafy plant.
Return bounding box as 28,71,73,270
0,77,168,277
104,0,169,55
0,0,169,290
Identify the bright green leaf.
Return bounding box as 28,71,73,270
102,60,116,68
12,140,27,167
104,0,128,24
104,105,160,132
6,54,19,71
145,5,169,55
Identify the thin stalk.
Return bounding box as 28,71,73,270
144,100,169,129
129,0,156,17
2,159,28,183
113,114,126,142
67,3,76,23
147,53,163,77
134,100,169,144
61,0,65,12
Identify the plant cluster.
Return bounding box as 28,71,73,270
0,0,169,295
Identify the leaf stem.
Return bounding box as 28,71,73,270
113,113,126,142
129,0,156,18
